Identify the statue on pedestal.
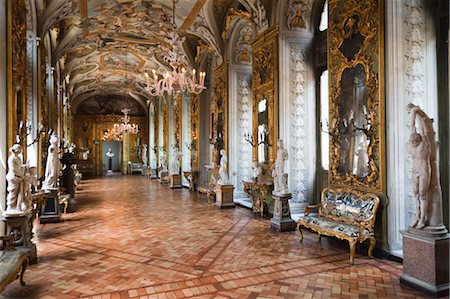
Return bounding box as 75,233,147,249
42,134,59,190
142,144,148,166
406,103,447,234
106,148,114,171
4,145,26,216
272,139,289,195
217,149,229,185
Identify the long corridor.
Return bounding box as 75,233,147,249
2,177,426,299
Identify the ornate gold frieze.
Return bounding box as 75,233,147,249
222,8,253,39
211,62,229,170
251,26,279,174
327,0,385,192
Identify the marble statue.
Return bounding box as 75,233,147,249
106,148,114,171
171,147,181,174
217,149,229,185
272,139,289,195
142,144,148,166
42,134,59,190
82,148,90,160
4,144,26,216
406,103,447,233
252,161,262,181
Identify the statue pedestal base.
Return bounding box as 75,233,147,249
270,192,295,232
149,168,157,179
39,189,61,223
1,214,37,264
170,174,182,189
215,185,235,209
158,170,169,184
400,230,449,297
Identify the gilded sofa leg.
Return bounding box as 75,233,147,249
368,237,376,258
296,223,303,242
20,259,28,286
349,240,356,264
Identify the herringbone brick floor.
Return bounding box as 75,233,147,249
1,176,429,298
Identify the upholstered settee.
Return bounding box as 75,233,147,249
0,236,28,294
296,187,380,263
129,163,143,174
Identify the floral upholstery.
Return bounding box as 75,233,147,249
320,189,376,226
298,215,370,238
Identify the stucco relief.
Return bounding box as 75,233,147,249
234,25,253,65
236,74,252,190
289,45,307,203
286,0,312,31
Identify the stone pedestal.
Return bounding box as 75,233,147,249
270,192,295,232
215,184,235,209
170,174,182,189
400,230,449,297
1,214,37,264
158,170,169,184
39,189,61,223
149,168,157,179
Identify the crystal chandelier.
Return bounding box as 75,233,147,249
145,0,206,96
112,108,139,136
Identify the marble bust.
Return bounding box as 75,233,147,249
42,134,60,190
272,139,289,195
406,103,447,234
217,149,229,185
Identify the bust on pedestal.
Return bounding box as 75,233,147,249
215,149,235,208
270,140,295,232
400,104,449,297
106,148,114,174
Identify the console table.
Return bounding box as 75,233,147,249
243,180,274,217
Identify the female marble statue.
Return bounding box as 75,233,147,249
171,147,181,174
4,144,26,216
142,144,148,166
42,134,59,190
272,139,289,195
217,149,229,185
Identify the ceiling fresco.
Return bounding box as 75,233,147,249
39,0,271,111
76,95,147,116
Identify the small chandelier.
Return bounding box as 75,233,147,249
112,108,139,136
145,0,206,96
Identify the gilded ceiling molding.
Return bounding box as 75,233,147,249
222,8,253,40
239,0,269,33
38,0,75,38
181,0,209,31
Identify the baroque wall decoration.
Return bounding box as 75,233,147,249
286,0,313,30
236,74,253,191
289,45,308,203
328,0,385,192
234,24,254,65
211,62,229,169
190,93,200,171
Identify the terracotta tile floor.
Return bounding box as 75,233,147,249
2,176,429,298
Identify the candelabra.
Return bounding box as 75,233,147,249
321,106,372,137
243,128,272,147
16,121,46,147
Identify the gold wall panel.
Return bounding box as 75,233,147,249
190,93,200,171
7,0,28,150
327,0,385,192
251,26,279,175
211,61,229,170
174,94,182,152
162,99,169,166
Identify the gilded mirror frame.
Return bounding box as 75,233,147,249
327,0,385,193
251,26,279,176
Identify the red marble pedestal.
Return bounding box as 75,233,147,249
400,230,449,297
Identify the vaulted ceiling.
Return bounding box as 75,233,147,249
37,0,270,115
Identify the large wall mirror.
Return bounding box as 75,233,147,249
328,0,385,192
257,98,269,164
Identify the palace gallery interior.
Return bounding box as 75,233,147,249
0,0,449,298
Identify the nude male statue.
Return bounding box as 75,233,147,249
407,105,431,229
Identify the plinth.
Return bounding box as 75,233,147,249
149,168,158,179
270,192,295,232
39,189,61,223
158,170,169,184
1,213,37,264
170,174,182,189
400,230,449,297
215,184,235,209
